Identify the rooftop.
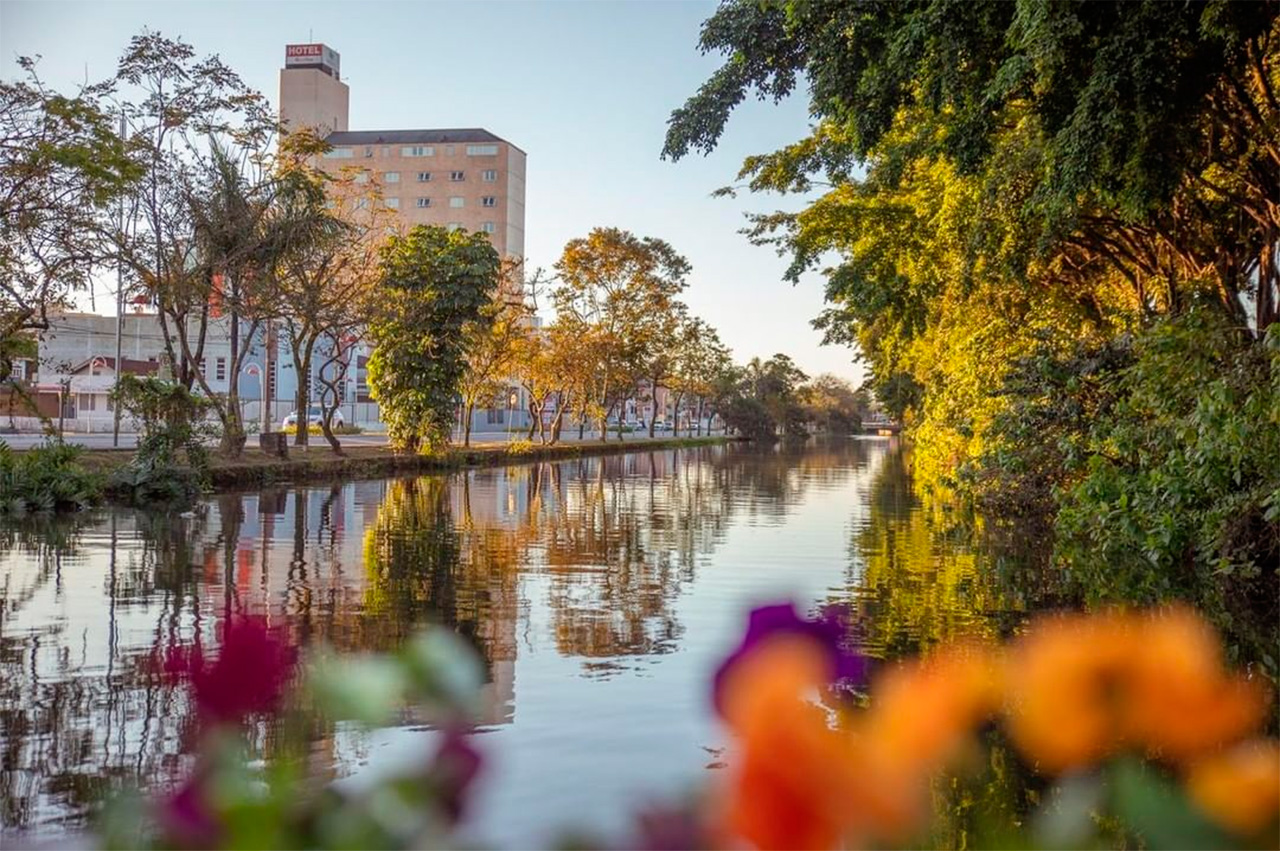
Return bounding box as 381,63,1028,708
324,128,525,154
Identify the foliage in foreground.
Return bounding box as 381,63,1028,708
97,602,1277,850
0,440,102,512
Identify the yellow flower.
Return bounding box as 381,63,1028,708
1186,739,1280,838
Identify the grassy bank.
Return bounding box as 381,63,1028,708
73,435,740,496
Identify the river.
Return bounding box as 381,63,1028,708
0,438,1055,847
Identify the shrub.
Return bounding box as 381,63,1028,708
109,375,216,504
1054,311,1280,673
0,440,103,512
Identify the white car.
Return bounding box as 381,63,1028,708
282,406,343,429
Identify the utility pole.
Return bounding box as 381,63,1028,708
111,110,126,448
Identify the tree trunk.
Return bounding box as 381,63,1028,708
293,347,311,448
526,403,538,440
672,392,684,437
648,380,658,438
221,304,245,457
463,401,474,447
696,398,704,435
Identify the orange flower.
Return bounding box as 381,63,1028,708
847,643,1002,843
1186,739,1280,838
1121,606,1269,762
717,634,859,850
1005,607,1269,773
1004,610,1134,773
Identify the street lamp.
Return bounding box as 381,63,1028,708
243,363,263,433
506,388,519,443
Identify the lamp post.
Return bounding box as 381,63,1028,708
507,388,518,443
243,363,263,433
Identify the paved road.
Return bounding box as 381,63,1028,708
1,428,719,451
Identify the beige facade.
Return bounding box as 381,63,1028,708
277,45,526,259
316,131,527,258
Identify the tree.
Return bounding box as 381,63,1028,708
272,132,391,451
799,373,867,434
366,226,501,452
667,316,731,436
553,227,691,441
109,32,286,456
0,59,140,385
457,259,532,447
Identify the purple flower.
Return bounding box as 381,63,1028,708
426,728,484,826
158,774,220,848
713,602,867,717
164,616,298,725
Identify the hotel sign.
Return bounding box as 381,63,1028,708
285,43,340,77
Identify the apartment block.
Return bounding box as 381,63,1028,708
278,45,526,259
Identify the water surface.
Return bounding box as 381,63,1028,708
0,438,1048,846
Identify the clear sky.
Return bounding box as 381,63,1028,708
2,0,863,384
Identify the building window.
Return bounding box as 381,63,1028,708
449,171,465,181
446,222,462,231
445,145,455,155
199,357,207,376
481,196,496,207
402,146,434,157
481,222,495,234
215,357,226,381
384,172,400,183
449,196,464,208
417,171,432,182
416,197,431,208
385,197,400,209
486,405,505,424
323,147,354,159
482,169,498,182
354,172,369,184
364,146,374,158
381,146,390,157
466,144,499,156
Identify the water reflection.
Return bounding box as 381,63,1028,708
0,439,1050,844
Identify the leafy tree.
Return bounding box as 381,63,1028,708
553,227,690,441
272,132,390,452
0,58,140,384
667,316,731,436
109,374,215,503
366,226,501,452
799,373,868,435
457,259,532,447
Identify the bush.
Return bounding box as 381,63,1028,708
109,375,216,504
0,440,103,512
505,439,536,455
1053,311,1280,673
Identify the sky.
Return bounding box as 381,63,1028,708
2,0,863,384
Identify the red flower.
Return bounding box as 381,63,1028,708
166,616,297,725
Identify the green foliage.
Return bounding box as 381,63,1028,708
366,226,501,452
0,440,102,512
1054,312,1280,673
108,374,215,504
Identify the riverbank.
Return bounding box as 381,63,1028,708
75,434,742,494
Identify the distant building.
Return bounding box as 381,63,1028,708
278,44,527,260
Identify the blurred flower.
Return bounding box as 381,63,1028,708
158,774,219,849
165,616,297,725
1186,739,1280,839
1122,606,1270,762
713,602,866,717
846,643,1002,843
425,728,483,827
1005,607,1269,773
716,634,860,850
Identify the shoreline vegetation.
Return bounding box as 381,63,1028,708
53,434,744,497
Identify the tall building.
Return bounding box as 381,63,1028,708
278,44,527,259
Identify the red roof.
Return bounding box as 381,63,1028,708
70,356,160,376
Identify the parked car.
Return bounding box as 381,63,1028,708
281,406,344,430
652,419,672,431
